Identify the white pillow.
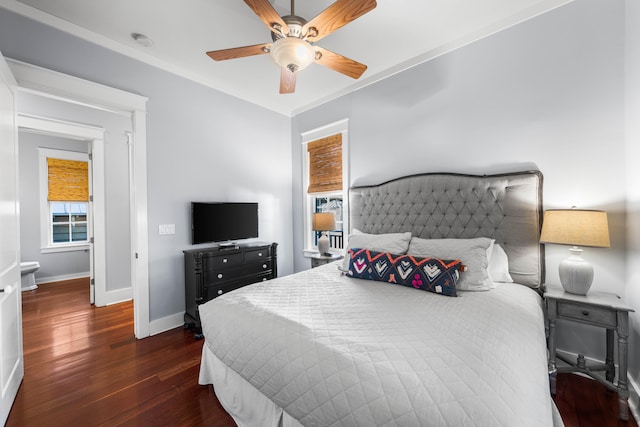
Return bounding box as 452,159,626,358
407,237,494,291
488,243,513,284
340,230,412,271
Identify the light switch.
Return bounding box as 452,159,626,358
159,224,175,235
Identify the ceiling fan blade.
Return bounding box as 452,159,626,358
280,68,297,94
314,47,367,79
206,43,271,61
243,0,289,35
302,0,376,42
280,68,296,94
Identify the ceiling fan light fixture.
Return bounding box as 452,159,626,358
270,37,314,73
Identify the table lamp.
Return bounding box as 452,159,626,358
312,212,335,255
539,208,610,295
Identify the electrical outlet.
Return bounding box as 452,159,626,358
159,224,175,235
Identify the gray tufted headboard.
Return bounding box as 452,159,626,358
349,171,544,288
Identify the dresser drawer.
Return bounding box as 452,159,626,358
205,260,273,285
557,301,617,328
245,247,271,262
203,252,243,270
205,272,273,299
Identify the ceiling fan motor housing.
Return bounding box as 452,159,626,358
271,15,308,41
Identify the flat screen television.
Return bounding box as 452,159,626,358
191,202,258,244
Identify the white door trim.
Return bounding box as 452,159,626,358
8,59,151,338
0,49,23,426
22,115,107,306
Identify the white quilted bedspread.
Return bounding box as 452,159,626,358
199,262,554,427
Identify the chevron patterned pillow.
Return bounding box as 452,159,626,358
346,248,462,297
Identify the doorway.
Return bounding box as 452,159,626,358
17,117,106,305
8,58,151,338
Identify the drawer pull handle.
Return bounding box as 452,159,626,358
217,290,223,295
217,273,223,279
263,264,267,269
258,252,263,257
582,310,589,316
223,258,228,263
262,278,267,281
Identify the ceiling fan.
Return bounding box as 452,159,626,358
206,0,377,94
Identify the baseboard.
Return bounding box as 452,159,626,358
105,287,133,305
556,349,639,423
36,271,89,284
149,312,184,336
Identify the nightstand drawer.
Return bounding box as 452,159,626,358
557,302,616,327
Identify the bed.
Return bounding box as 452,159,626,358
198,171,562,426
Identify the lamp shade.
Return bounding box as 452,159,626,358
540,209,610,295
540,209,610,248
312,212,335,231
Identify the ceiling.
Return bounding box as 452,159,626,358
1,0,572,116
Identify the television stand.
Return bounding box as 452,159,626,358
183,242,278,339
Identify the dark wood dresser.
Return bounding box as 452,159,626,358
183,242,277,338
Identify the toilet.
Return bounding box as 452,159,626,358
20,261,40,291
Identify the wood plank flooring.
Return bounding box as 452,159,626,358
7,278,235,427
7,278,638,426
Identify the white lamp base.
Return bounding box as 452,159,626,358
317,232,330,255
559,247,594,295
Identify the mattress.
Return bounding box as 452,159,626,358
199,262,555,426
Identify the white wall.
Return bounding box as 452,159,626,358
0,8,294,323
293,0,630,365
625,0,640,404
18,131,90,282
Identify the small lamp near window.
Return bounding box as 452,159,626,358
313,212,335,255
540,208,610,295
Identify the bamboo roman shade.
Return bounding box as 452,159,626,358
47,158,89,201
307,133,342,193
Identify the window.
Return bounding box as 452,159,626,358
39,148,90,253
50,202,88,243
302,120,349,253
312,195,344,250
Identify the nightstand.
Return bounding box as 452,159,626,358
545,284,634,421
307,252,343,268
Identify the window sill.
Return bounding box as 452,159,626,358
41,244,90,254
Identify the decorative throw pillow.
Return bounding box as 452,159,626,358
488,243,513,284
407,237,494,291
347,248,462,297
339,230,412,271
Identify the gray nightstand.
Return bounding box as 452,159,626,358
307,252,343,268
545,284,634,421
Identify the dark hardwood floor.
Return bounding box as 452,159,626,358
7,278,638,426
7,278,235,427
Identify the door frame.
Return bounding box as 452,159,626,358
19,115,106,306
0,49,24,427
7,58,151,338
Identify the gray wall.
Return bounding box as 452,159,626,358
293,0,631,368
18,131,90,281
0,8,294,322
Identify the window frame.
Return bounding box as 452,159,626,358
38,147,91,253
301,119,349,253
